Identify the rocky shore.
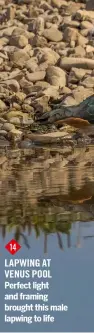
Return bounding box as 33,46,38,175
0,0,94,149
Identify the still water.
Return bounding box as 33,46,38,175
0,145,94,332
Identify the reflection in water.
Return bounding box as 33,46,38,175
0,145,94,252
19,232,31,249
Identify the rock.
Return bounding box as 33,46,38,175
43,86,59,99
12,27,30,39
43,28,63,42
0,0,6,5
51,0,67,8
30,35,47,47
22,104,34,113
21,44,32,54
26,71,46,82
63,20,80,29
20,78,33,94
86,45,94,54
77,34,88,46
33,95,50,112
10,128,23,141
53,41,66,51
35,81,50,89
15,92,26,102
67,2,82,15
1,26,16,37
28,17,44,35
68,68,91,83
6,111,25,120
0,37,9,46
6,5,16,20
3,122,15,132
63,87,71,94
22,118,34,125
81,29,90,37
25,59,38,72
81,21,93,30
40,47,59,65
0,130,7,137
63,96,76,106
38,61,48,71
72,86,94,104
4,46,16,55
0,72,9,81
40,1,53,11
0,52,8,60
0,0,93,143
80,76,94,88
74,45,86,57
0,99,7,111
26,131,70,144
22,97,34,105
2,80,20,92
9,50,30,68
68,84,78,90
7,69,22,80
10,35,28,48
9,117,21,125
46,66,66,87
12,102,21,110
63,27,78,44
0,118,7,124
46,21,61,29
60,57,94,70
75,10,94,22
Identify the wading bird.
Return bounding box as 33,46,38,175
37,94,94,136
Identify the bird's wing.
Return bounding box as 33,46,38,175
37,94,94,124
38,106,74,124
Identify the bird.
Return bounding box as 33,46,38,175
37,94,94,135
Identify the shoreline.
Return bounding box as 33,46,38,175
0,1,94,151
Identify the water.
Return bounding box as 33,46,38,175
0,145,94,332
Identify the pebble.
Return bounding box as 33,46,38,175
11,128,22,137
3,123,15,132
0,99,7,111
10,35,28,48
9,49,30,67
6,110,25,120
9,117,21,125
1,79,20,92
0,130,7,136
43,28,63,42
0,0,93,149
46,66,66,87
40,47,59,65
26,71,46,82
60,57,94,70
